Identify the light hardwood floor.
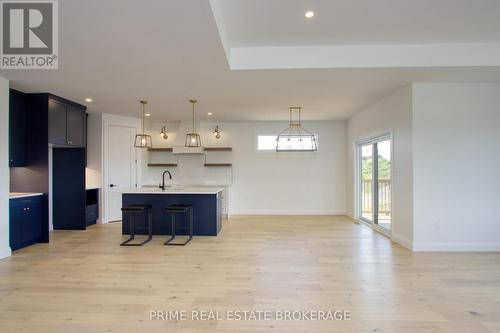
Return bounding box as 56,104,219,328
1,215,500,333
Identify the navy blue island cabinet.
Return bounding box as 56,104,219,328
122,188,223,236
10,195,43,251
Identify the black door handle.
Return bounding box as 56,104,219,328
109,184,116,188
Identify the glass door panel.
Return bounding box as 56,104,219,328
376,139,391,230
360,144,373,222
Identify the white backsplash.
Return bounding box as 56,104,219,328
141,121,232,188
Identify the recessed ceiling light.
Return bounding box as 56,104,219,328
145,113,151,117
304,11,314,18
85,98,92,103
207,112,213,116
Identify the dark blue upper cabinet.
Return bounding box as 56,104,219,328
48,95,86,147
48,98,68,145
9,89,27,167
67,104,86,146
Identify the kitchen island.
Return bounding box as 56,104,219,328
122,187,223,236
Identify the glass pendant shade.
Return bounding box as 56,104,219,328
185,133,202,147
185,99,202,147
276,107,317,152
134,134,153,148
134,100,153,149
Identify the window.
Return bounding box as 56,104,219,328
257,134,318,151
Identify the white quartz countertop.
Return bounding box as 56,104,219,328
9,192,44,199
123,187,224,195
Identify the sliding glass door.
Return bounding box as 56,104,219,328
358,136,392,231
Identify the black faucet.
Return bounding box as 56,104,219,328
160,170,172,190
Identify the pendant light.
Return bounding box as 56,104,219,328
276,107,317,152
134,100,153,148
185,99,202,147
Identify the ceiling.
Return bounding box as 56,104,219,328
215,0,500,47
1,0,500,122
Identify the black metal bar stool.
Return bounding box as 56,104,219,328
121,204,153,246
164,204,193,246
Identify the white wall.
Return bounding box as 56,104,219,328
0,77,11,259
143,121,346,215
347,83,500,252
86,113,103,189
346,86,414,249
86,112,103,223
412,83,500,251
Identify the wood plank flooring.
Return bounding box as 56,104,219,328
1,215,499,333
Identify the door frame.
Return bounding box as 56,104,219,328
102,114,142,224
355,131,394,236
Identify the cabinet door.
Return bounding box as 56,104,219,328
9,90,27,167
9,206,23,249
66,106,85,146
22,202,42,242
48,98,67,145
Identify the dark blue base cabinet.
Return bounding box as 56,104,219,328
122,193,222,236
10,196,42,251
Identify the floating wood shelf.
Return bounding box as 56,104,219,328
204,163,232,167
147,163,178,167
148,148,173,152
204,147,232,151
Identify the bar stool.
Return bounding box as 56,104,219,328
120,204,152,246
165,204,193,246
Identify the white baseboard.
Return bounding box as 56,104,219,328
345,211,354,219
230,210,348,216
413,242,500,252
391,233,413,250
0,246,12,260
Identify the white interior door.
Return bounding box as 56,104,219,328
106,125,137,222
